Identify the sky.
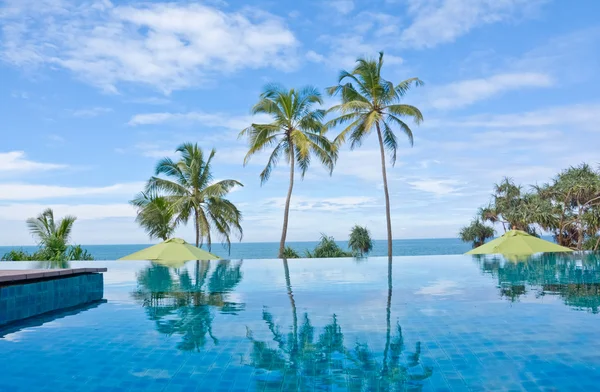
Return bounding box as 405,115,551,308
1,0,599,246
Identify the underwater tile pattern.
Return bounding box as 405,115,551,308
0,273,104,326
1,254,600,391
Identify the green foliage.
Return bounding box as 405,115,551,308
2,245,93,261
348,225,373,256
1,208,94,262
459,219,495,248
130,192,176,241
305,234,353,258
282,246,300,259
240,84,336,184
326,52,424,165
145,143,243,251
468,164,600,251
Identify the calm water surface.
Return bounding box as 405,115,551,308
1,253,600,391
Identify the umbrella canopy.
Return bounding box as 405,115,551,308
466,230,573,256
119,238,220,262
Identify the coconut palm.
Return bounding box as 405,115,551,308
146,143,243,251
327,52,424,258
26,208,76,260
240,84,336,258
348,225,373,256
130,191,177,241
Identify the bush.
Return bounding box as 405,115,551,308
305,234,353,258
282,246,300,259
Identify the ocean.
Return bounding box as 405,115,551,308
0,238,473,260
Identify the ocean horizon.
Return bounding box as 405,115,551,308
0,237,483,260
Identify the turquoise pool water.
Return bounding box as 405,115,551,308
1,254,600,391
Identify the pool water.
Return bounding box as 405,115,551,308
1,254,600,391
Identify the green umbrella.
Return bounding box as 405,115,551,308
119,238,220,264
466,230,573,256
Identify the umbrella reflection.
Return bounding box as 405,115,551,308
132,260,244,351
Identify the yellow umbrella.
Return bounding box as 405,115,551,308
119,238,220,264
466,230,573,256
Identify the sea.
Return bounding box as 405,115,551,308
0,238,474,260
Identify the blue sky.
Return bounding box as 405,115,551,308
1,0,599,245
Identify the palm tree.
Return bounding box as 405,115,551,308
459,219,495,248
240,84,336,258
348,225,373,256
26,208,76,260
130,191,176,241
147,143,243,251
327,52,424,258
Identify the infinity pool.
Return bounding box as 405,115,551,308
1,254,600,391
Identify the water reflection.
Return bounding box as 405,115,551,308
475,253,600,313
132,260,244,351
245,258,432,391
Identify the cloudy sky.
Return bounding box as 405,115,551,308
1,0,599,246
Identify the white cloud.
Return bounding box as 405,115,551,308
0,151,67,173
0,1,298,93
71,107,113,118
400,0,546,49
310,35,403,69
0,203,135,221
264,195,379,212
407,179,463,196
0,182,144,201
329,0,354,15
428,72,553,110
429,103,600,129
128,111,271,130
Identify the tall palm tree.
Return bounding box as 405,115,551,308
147,143,243,250
130,191,177,241
240,84,336,258
26,208,76,260
327,52,424,258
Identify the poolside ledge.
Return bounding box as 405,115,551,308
0,268,107,327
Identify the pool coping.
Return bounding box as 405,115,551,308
0,268,107,285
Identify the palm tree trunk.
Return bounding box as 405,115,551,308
283,259,298,355
194,208,200,247
577,204,584,251
375,122,393,258
279,147,295,258
382,256,393,376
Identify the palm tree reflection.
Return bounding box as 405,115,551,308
246,257,432,391
475,253,600,313
133,260,244,352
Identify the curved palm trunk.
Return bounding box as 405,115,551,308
382,256,393,376
194,208,201,247
375,123,393,258
283,259,298,355
279,148,295,258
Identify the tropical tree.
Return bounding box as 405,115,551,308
305,234,353,258
26,208,76,260
240,84,336,258
146,143,243,251
282,246,300,259
130,191,177,241
348,225,373,256
459,219,495,249
327,52,424,258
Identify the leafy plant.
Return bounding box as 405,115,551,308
146,143,243,251
282,246,300,259
240,84,336,258
327,52,423,258
459,219,495,248
348,225,373,256
130,191,177,241
305,234,353,258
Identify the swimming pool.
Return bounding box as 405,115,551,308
1,254,600,391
